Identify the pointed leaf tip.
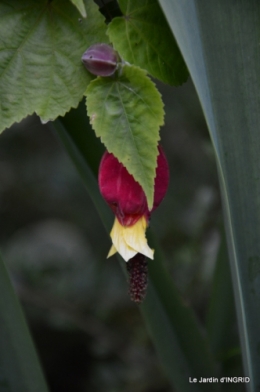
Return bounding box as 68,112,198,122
70,0,87,18
86,64,164,209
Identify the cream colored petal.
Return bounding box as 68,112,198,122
109,216,154,262
123,216,154,260
107,244,117,258
110,217,137,261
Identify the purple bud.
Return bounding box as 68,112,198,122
81,43,118,77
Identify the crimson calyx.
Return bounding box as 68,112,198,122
98,146,169,226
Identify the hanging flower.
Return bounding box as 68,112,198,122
98,146,169,262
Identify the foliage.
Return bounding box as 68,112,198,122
158,0,260,389
0,0,107,129
107,0,188,85
0,0,187,204
86,65,164,208
70,0,87,17
0,0,255,391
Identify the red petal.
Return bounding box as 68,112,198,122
98,146,169,225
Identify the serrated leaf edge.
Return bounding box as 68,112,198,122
85,64,165,208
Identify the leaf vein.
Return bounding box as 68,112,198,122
115,81,149,189
0,5,46,80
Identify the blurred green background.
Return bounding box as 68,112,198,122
0,79,243,391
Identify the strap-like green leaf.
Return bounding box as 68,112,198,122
159,0,260,387
70,0,87,17
86,64,164,209
52,118,218,392
206,230,238,360
107,0,188,85
0,253,49,392
0,0,107,133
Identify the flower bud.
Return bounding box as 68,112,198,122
81,43,118,77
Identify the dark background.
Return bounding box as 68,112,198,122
0,78,243,391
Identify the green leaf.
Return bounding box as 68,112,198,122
158,0,260,387
142,233,218,392
86,64,164,209
60,100,105,176
70,0,87,17
107,0,188,85
206,229,237,360
52,119,218,392
51,119,113,231
0,252,49,392
0,0,107,132
98,0,123,23
206,229,243,381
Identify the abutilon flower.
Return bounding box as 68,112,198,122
98,146,169,261
98,146,169,303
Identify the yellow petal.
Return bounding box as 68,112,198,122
107,244,117,258
109,218,137,261
108,216,154,262
123,216,154,260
